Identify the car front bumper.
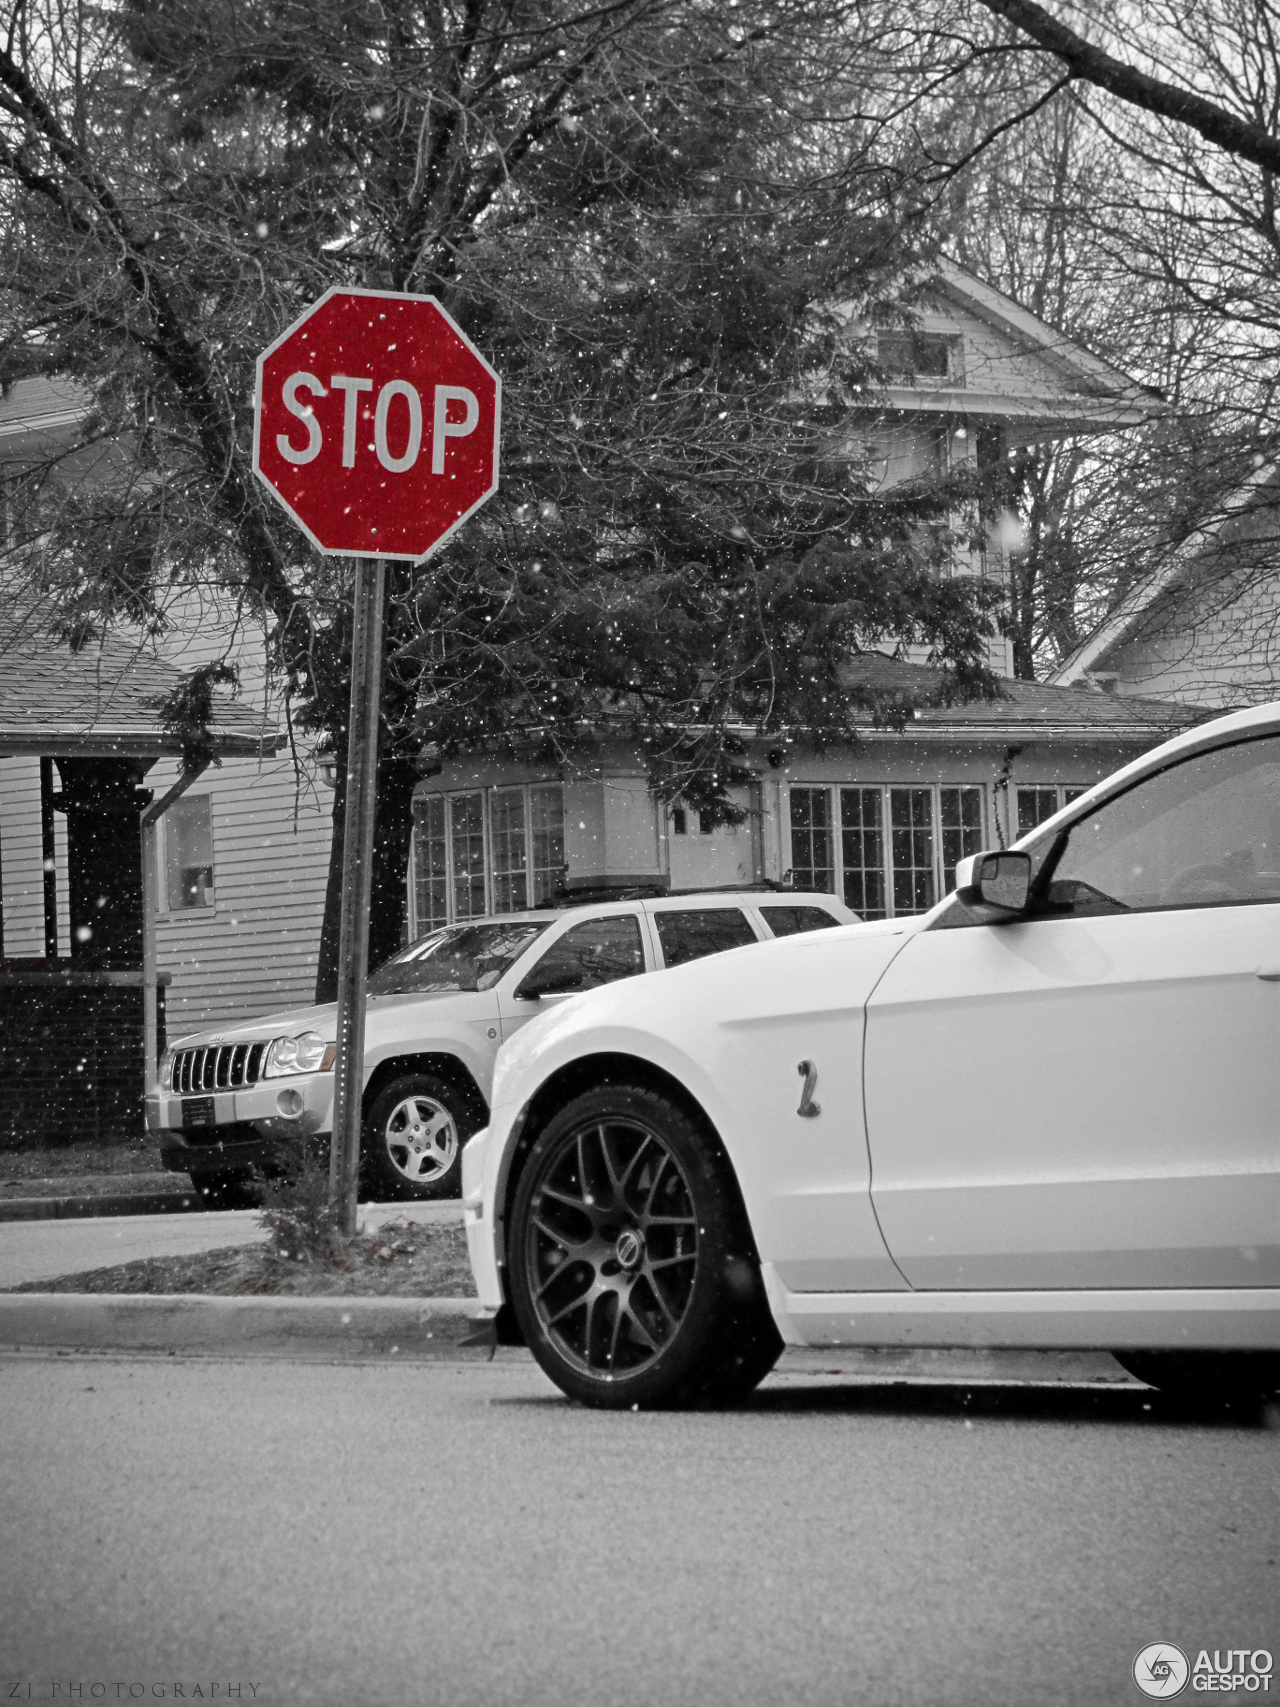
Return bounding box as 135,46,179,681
461,1124,503,1313
147,1073,335,1174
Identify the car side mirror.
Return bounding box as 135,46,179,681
954,850,1032,917
515,961,585,1001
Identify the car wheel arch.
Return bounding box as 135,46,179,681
361,1052,487,1125
495,1051,757,1289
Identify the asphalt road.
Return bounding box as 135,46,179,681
2,1351,1276,1707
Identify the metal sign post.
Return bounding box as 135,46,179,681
328,557,386,1236
252,287,500,1239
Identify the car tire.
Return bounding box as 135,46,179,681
188,1170,261,1210
361,1073,478,1201
1114,1350,1280,1403
507,1083,781,1410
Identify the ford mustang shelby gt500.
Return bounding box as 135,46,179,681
464,704,1280,1408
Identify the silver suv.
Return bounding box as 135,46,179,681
149,890,855,1206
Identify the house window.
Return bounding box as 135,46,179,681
1016,785,1086,839
411,784,565,932
162,793,215,910
876,331,960,385
789,784,986,918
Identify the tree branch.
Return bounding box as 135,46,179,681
974,0,1280,175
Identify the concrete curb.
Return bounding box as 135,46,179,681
0,1292,492,1358
0,1190,199,1222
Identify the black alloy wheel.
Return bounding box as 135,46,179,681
508,1084,782,1409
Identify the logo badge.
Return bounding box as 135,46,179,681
1134,1644,1190,1698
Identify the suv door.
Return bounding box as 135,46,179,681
863,732,1280,1291
497,911,650,1042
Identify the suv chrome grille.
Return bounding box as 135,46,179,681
171,1042,265,1095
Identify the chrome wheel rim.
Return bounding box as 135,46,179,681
523,1117,698,1379
383,1095,458,1185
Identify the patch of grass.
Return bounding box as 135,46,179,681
5,1221,475,1297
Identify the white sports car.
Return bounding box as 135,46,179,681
464,702,1280,1407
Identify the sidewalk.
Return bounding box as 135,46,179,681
0,1200,463,1290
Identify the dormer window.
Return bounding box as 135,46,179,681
876,332,960,386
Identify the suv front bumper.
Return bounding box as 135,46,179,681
147,1073,336,1175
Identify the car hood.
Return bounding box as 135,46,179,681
491,914,917,1106
167,988,482,1052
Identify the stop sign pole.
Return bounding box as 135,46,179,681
328,555,385,1236
253,287,500,1235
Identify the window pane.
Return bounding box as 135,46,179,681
655,908,757,968
490,790,527,913
164,794,215,910
759,905,840,937
1016,786,1060,839
450,793,487,920
413,795,448,931
1043,736,1280,916
839,787,885,918
890,787,936,915
530,784,565,905
939,786,985,893
789,787,834,893
528,915,645,991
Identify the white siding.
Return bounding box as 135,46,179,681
0,757,68,957
151,749,334,1039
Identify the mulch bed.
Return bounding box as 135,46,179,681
7,1221,474,1298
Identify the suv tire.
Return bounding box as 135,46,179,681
361,1072,478,1200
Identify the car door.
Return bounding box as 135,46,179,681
863,731,1280,1291
496,909,651,1045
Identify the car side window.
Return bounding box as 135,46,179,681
1034,735,1280,918
529,915,646,989
654,907,758,967
758,904,841,937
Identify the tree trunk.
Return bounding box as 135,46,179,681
314,746,420,1003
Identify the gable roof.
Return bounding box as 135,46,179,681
0,605,280,759
1048,461,1280,688
837,654,1196,742
861,260,1165,440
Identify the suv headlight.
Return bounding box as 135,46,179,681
263,1032,336,1077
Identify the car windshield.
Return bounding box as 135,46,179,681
368,920,550,995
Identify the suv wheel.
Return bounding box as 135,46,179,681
188,1170,261,1210
361,1073,477,1200
507,1083,781,1409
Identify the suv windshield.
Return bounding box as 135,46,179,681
368,920,550,995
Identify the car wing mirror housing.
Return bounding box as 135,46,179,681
954,850,1032,917
515,963,585,1001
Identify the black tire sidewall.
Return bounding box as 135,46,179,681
361,1073,475,1201
507,1083,755,1409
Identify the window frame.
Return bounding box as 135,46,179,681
409,781,565,933
787,782,988,919
157,791,217,915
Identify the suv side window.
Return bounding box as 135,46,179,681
654,908,758,968
758,904,841,937
530,915,646,989
1034,734,1280,918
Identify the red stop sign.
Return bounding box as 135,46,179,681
253,286,500,560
